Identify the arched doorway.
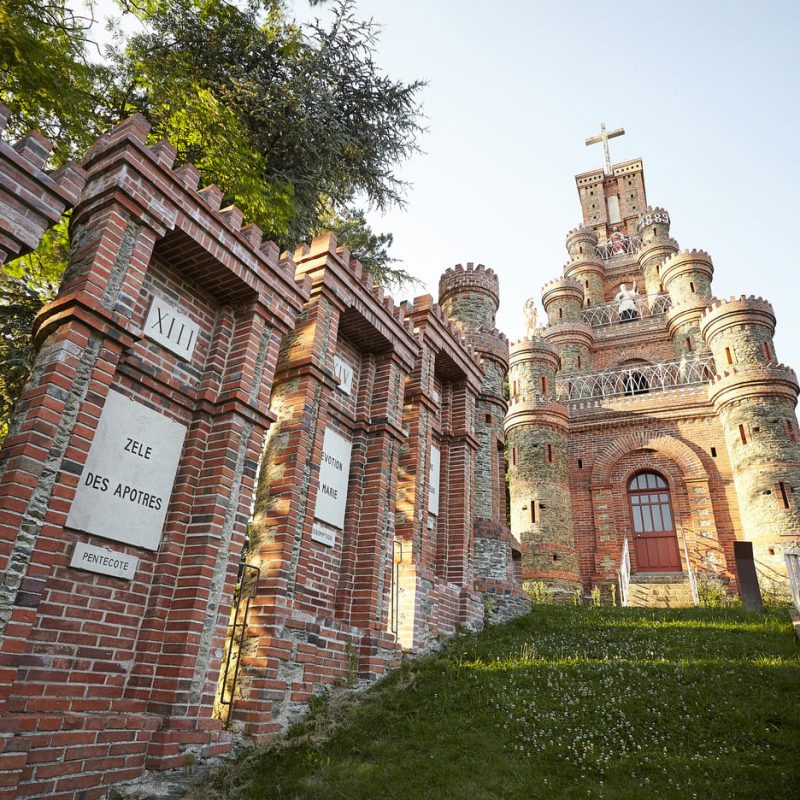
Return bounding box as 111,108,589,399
627,471,682,572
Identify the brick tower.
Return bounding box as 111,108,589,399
507,129,799,606
438,264,528,619
701,297,800,589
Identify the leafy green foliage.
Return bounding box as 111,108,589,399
0,0,112,161
0,219,68,440
191,606,800,800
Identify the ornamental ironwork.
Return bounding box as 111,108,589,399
582,293,672,328
595,232,642,260
556,353,715,402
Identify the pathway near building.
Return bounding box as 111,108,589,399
184,605,799,800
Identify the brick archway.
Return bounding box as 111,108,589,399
590,431,707,488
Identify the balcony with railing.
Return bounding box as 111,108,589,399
581,293,672,328
555,353,715,403
595,232,641,261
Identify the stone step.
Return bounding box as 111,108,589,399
626,576,695,608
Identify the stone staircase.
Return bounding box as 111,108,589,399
626,573,696,608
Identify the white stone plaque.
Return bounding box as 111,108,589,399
429,445,441,517
311,521,336,548
66,389,187,550
313,427,352,529
333,355,354,396
144,296,200,361
70,542,139,580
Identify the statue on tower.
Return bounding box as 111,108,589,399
523,298,539,338
615,282,639,322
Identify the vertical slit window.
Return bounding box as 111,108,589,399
763,341,773,361
725,347,733,365
511,446,519,466
785,419,798,442
530,502,536,523
546,443,553,463
685,337,693,352
540,376,547,394
690,281,696,293
779,482,790,509
739,424,747,445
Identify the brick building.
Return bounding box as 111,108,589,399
507,149,800,605
0,114,526,799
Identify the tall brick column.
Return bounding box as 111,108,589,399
231,234,418,739
393,296,483,650
0,116,308,799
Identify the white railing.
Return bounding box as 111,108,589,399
679,529,699,606
556,353,715,402
582,293,672,328
595,233,642,260
618,537,631,607
785,548,800,614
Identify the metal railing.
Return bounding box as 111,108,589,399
678,528,700,606
581,293,671,328
595,233,642,260
618,537,631,607
556,353,715,402
785,548,800,613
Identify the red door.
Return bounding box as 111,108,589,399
628,472,682,572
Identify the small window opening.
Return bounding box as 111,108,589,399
779,481,790,509
785,419,798,442
530,501,536,523
577,355,582,368
585,280,589,288
511,446,519,466
485,413,492,424
725,347,733,365
739,424,747,445
540,376,547,394
512,380,518,397
546,443,553,463
552,554,560,562
690,281,696,293
577,458,583,469
685,337,693,352
710,447,717,458
763,341,773,361
768,547,776,556
558,308,563,319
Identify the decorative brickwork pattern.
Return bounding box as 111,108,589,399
0,104,86,263
0,115,309,799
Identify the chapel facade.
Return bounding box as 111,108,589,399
506,148,800,605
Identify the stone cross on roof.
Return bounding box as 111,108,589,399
585,121,625,175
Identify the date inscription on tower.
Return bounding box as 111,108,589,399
66,390,187,550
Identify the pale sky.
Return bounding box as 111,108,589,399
98,1,800,359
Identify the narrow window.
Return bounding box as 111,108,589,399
546,443,553,463
685,337,693,352
763,341,773,361
779,481,790,509
710,447,717,458
785,419,798,442
530,501,536,523
739,424,747,445
585,280,589,288
512,380,518,397
656,264,660,275
485,413,492,424
577,355,582,368
659,283,664,292
558,308,563,319
540,376,547,394
725,347,733,365
579,246,583,255
577,458,583,469
690,281,696,293
511,446,519,466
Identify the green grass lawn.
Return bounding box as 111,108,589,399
195,606,799,800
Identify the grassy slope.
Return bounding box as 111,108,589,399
198,607,799,800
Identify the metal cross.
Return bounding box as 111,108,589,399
585,122,625,175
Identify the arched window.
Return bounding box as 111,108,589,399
627,472,673,534
623,369,650,396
